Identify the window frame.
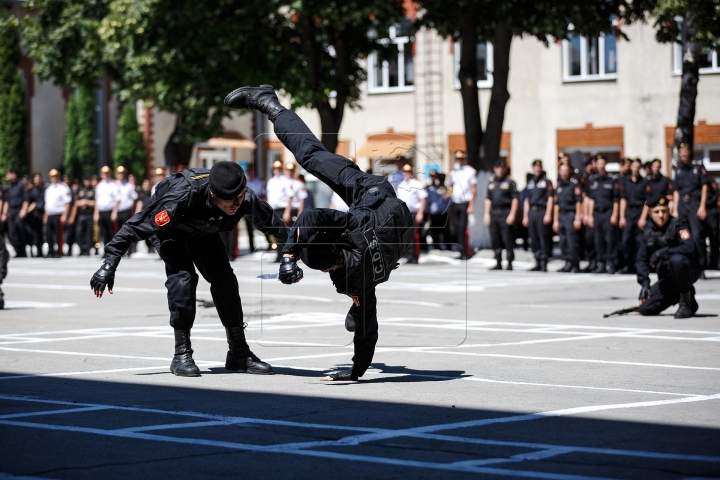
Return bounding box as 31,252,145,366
693,145,720,180
672,43,720,75
561,30,618,83
367,24,415,94
453,40,494,90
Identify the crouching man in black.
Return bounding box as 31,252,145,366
90,162,289,376
225,85,414,382
637,196,701,318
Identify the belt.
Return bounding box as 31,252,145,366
491,206,510,211
594,207,611,213
529,205,546,212
560,209,576,213
681,195,700,202
627,204,644,209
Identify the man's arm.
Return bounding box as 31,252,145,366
698,184,708,220
673,190,679,217
552,203,560,233
619,198,627,228
467,183,477,214
243,190,291,247
522,198,530,228
507,197,519,225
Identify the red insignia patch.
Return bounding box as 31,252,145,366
575,187,581,196
680,229,690,240
646,184,652,192
155,210,170,227
348,295,361,307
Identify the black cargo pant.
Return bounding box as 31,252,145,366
621,206,643,271
490,207,515,263
593,208,615,264
274,109,397,378
559,210,580,267
98,210,115,247
678,199,705,269
75,214,94,255
155,234,248,350
702,207,719,270
0,233,8,304
639,254,701,315
450,202,469,256
7,208,27,257
45,214,63,257
25,210,44,256
528,206,550,260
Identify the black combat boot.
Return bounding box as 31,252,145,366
592,262,607,274
345,311,356,332
225,327,274,375
606,262,617,275
170,329,201,377
569,263,581,273
505,262,513,271
529,260,540,272
558,262,571,273
675,292,693,319
490,257,502,270
583,261,597,273
539,259,548,272
224,85,287,121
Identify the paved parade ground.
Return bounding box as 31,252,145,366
1,251,719,479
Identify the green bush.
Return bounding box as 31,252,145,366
0,15,28,175
113,102,146,179
63,87,97,180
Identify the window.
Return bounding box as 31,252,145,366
368,19,414,93
565,148,622,172
453,41,493,89
673,43,720,75
693,145,720,180
562,28,617,82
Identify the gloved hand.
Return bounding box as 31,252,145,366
278,256,303,284
650,247,669,267
639,282,650,301
90,262,115,298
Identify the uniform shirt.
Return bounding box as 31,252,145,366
426,184,451,215
26,185,46,213
636,217,699,287
555,177,583,211
288,178,308,210
247,177,266,198
619,175,647,208
447,165,477,203
6,180,27,209
674,160,707,199
705,177,719,209
95,179,120,212
75,187,96,216
486,175,518,208
44,182,72,215
588,173,619,210
645,174,673,205
116,180,138,212
388,170,404,193
525,174,554,207
103,168,289,269
396,177,428,213
266,174,290,209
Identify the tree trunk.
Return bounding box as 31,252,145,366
164,117,194,168
673,12,701,162
317,101,342,154
458,4,483,171
484,23,512,172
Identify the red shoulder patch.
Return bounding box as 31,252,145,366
155,210,170,227
574,187,582,196
646,184,652,192
680,229,691,240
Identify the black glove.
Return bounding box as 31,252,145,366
650,247,668,266
278,256,303,285
639,282,650,301
90,262,115,296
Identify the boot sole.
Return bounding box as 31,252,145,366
171,368,201,377
225,365,274,375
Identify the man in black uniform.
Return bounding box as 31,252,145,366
554,162,583,273
618,159,647,274
71,175,96,256
0,187,8,308
225,85,414,382
522,159,553,271
673,143,707,266
24,173,46,257
3,169,28,257
90,161,289,377
484,160,518,271
580,157,597,272
702,177,719,270
639,158,673,230
637,197,701,318
587,156,619,273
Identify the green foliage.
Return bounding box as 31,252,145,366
652,0,720,45
113,102,146,179
63,87,97,180
0,14,28,175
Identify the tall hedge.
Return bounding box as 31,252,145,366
113,102,146,179
63,87,97,180
0,15,28,175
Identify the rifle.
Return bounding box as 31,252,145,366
603,306,639,318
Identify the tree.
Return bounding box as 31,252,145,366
275,0,406,154
63,87,97,180
0,14,28,175
651,0,720,159
113,102,147,179
418,0,646,172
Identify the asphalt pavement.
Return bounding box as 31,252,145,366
0,248,719,479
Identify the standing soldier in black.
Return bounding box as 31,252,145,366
637,197,701,318
522,159,554,272
702,177,719,270
618,159,647,274
672,143,707,269
90,162,289,377
639,158,674,230
0,186,8,308
24,173,46,257
580,157,597,272
484,159,518,271
3,169,28,257
587,156,619,274
70,175,96,256
554,162,583,273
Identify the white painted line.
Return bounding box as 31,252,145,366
2,301,75,309
0,346,170,362
117,420,243,432
0,406,111,419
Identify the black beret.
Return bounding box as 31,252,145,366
531,159,543,167
209,162,247,200
493,159,506,168
647,196,669,208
